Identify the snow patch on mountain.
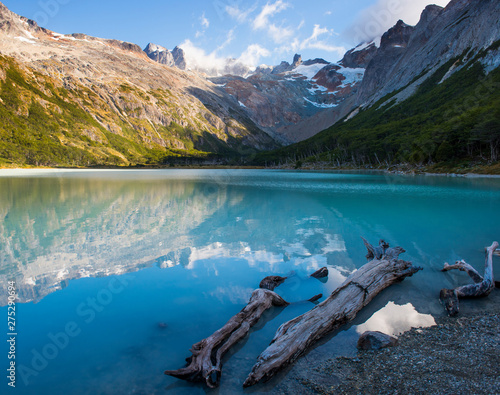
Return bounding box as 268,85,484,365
304,97,338,108
336,66,365,87
307,85,328,95
290,63,328,80
15,36,36,44
352,37,381,53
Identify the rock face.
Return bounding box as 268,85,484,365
356,20,415,104
357,331,398,350
210,54,366,143
144,43,186,70
292,54,302,68
356,0,500,106
172,46,186,70
340,42,378,69
271,61,292,75
144,43,174,66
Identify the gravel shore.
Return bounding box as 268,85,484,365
276,291,500,395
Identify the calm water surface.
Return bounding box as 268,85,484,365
0,169,499,394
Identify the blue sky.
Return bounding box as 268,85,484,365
3,0,450,66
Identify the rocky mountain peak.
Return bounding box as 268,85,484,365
292,54,302,68
144,42,167,53
302,58,329,66
421,4,444,22
340,42,378,69
255,65,273,75
144,43,186,70
271,61,291,75
172,46,186,70
379,19,415,50
357,0,500,106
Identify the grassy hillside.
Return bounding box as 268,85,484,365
255,45,500,173
0,55,267,168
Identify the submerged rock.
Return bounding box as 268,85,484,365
311,267,329,279
357,331,398,350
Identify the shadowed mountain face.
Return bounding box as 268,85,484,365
356,0,500,106
255,0,500,169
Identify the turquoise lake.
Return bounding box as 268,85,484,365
0,169,499,394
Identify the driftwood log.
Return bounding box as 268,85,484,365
243,238,421,387
440,241,498,316
164,276,289,388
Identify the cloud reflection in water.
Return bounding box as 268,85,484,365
356,301,436,336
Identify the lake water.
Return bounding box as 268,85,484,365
1,169,499,394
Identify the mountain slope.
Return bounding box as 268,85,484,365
357,0,500,105
0,2,278,167
255,0,500,170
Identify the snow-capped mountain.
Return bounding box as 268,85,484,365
202,53,372,143
1,0,498,166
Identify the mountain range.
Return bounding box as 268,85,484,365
259,0,500,170
0,0,499,168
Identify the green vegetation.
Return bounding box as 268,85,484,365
255,50,500,172
1,45,499,172
0,55,260,168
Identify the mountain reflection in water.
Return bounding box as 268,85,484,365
1,169,499,395
0,170,352,305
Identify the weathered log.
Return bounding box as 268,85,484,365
243,238,421,387
164,285,289,388
361,237,389,260
442,260,483,283
440,241,498,316
310,267,328,279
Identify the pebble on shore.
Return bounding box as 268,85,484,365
277,312,500,395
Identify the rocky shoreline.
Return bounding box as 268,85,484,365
276,290,500,394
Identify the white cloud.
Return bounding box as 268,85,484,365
238,44,271,66
180,39,227,71
179,40,270,73
253,0,289,29
325,11,332,16
267,24,294,43
289,24,346,57
345,0,451,45
200,12,210,29
252,0,294,43
216,28,235,52
226,4,257,23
